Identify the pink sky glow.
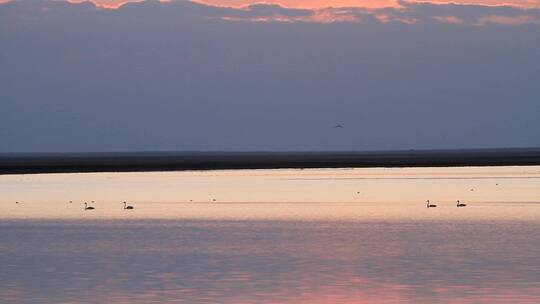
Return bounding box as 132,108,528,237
45,0,540,9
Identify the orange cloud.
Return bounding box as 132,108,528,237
58,0,540,9
199,0,399,9
2,0,539,26
413,0,539,8
59,0,394,9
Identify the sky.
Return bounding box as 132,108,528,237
1,0,540,152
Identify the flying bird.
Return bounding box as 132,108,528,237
334,124,344,128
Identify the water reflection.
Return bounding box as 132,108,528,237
0,220,539,303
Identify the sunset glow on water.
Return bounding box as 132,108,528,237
1,166,540,220
1,167,540,303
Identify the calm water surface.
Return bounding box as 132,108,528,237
1,167,539,303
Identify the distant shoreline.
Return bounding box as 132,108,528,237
1,148,540,175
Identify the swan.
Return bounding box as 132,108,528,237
123,202,134,210
426,200,437,208
456,200,467,207
84,202,95,210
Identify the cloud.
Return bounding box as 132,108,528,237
392,1,540,25
476,13,540,24
3,0,540,25
62,0,540,10
215,1,540,25
222,5,362,23
243,3,311,17
432,15,465,23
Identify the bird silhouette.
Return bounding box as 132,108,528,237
456,200,467,207
84,202,95,210
426,200,437,208
123,202,134,210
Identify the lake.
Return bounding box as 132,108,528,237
1,166,539,303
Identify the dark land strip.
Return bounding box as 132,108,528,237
1,148,540,175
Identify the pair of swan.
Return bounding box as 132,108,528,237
83,202,135,210
426,200,467,208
